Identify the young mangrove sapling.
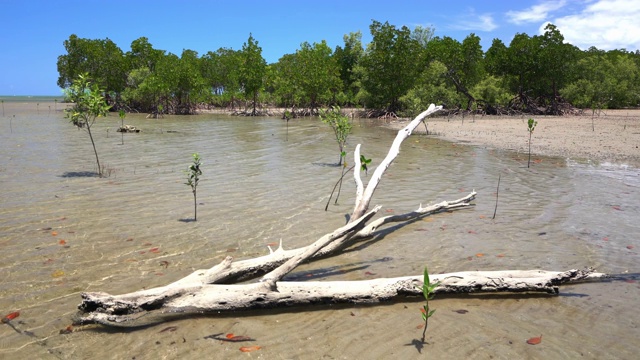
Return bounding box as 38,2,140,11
64,73,111,176
185,153,202,221
119,110,126,145
325,154,372,211
320,106,352,165
419,266,440,343
527,118,538,168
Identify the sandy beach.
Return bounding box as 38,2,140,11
386,109,640,167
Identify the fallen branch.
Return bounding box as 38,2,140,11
351,104,443,221
76,268,605,327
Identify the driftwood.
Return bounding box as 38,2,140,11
116,125,141,133
75,104,606,327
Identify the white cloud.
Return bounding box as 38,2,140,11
451,13,498,32
551,0,640,50
507,0,568,24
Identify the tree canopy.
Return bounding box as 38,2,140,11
57,21,640,116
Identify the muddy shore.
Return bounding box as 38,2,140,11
386,109,640,167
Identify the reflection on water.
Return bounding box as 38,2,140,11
0,110,639,359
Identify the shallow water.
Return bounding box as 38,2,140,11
1,107,639,359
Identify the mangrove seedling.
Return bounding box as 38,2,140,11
325,154,373,211
185,153,202,221
119,109,126,145
527,118,538,168
419,265,440,343
319,106,352,165
284,110,291,141
64,73,111,176
360,154,372,176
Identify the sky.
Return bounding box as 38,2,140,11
1,0,639,95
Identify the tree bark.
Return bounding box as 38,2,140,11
350,104,443,221
76,268,604,327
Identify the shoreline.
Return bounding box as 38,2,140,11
5,99,639,167
385,110,640,168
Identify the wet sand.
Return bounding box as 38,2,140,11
387,109,640,167
1,103,640,359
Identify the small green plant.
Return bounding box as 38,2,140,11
419,266,440,343
324,154,373,211
319,106,352,165
64,73,111,177
527,118,538,168
118,109,126,145
185,153,202,221
360,154,372,176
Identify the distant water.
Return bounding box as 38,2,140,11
0,95,65,102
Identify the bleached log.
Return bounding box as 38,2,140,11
76,268,605,327
350,104,443,221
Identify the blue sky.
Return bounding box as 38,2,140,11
1,0,639,95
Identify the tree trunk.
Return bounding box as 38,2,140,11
85,121,102,177
76,269,604,327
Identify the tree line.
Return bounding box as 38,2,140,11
57,20,640,117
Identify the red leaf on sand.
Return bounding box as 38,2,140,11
149,247,160,253
475,253,484,257
226,335,254,342
365,271,376,276
58,239,66,245
51,231,58,236
627,245,634,250
2,311,20,323
527,335,542,345
239,346,261,352
496,254,505,258
59,325,74,334
226,333,235,339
